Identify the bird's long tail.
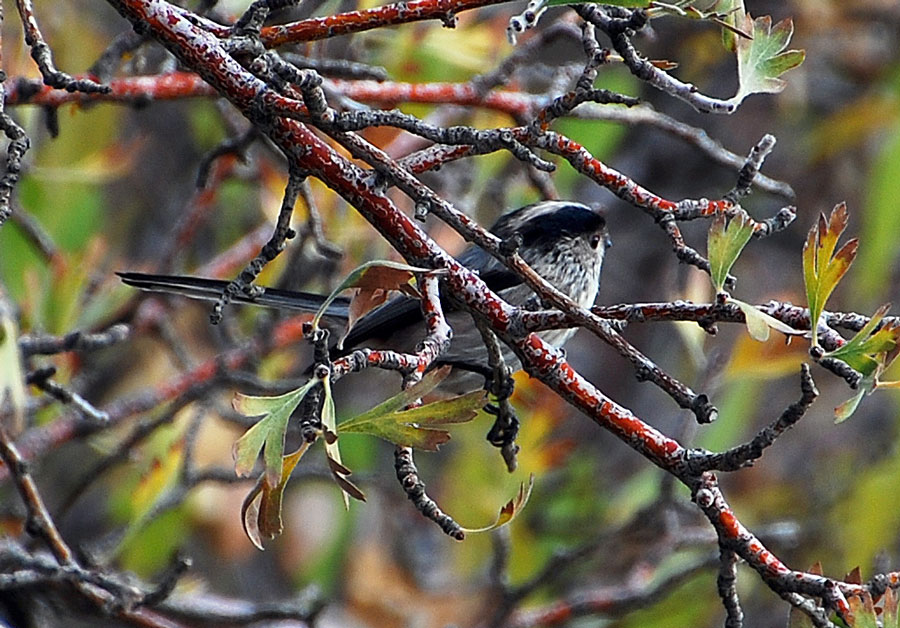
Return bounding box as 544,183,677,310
117,272,350,321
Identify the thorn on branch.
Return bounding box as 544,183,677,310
297,178,343,259
280,52,388,82
7,204,57,260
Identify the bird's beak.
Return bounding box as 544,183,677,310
604,233,613,249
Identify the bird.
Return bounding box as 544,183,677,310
118,200,610,394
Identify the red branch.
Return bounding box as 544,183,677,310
5,72,216,106
258,0,513,46
5,73,533,116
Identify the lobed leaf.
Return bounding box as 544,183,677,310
341,365,454,422
827,305,899,377
828,307,899,422
802,203,858,347
339,389,486,451
825,305,900,422
232,378,318,486
732,14,805,104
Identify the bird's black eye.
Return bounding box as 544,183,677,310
590,233,602,249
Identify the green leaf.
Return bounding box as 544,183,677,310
339,389,486,450
827,306,900,422
834,386,868,424
241,442,310,550
344,365,452,418
732,14,805,104
461,474,534,534
232,378,318,486
729,298,803,342
827,305,899,376
321,375,365,509
707,212,754,292
338,366,485,449
802,203,859,348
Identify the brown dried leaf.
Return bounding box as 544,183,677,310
241,478,265,551
240,443,310,550
327,455,366,502
307,260,428,347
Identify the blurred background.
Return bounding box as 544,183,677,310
1,1,900,626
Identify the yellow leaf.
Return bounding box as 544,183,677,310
241,442,311,550
461,474,534,534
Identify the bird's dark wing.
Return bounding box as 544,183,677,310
338,250,525,351
337,293,422,352
117,272,351,321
